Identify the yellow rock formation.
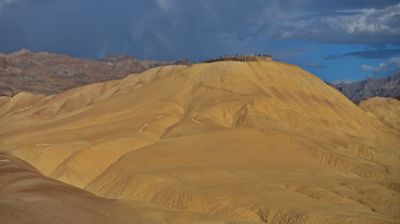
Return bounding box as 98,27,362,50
0,61,399,223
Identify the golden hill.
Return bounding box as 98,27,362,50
0,61,399,224
0,153,234,224
360,97,400,132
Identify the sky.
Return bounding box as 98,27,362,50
0,0,400,82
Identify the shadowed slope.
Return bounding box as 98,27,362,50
0,153,116,224
0,153,246,224
0,61,399,223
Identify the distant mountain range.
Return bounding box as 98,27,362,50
0,50,189,96
333,73,400,103
1,50,399,104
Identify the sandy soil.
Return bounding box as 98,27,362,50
360,97,400,132
0,61,399,223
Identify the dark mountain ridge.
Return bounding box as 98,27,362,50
0,49,188,96
334,73,400,103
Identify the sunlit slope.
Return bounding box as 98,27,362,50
360,97,400,132
0,61,399,223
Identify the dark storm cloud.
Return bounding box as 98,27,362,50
0,0,274,59
0,0,399,60
0,0,159,58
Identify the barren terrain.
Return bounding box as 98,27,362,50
0,61,399,223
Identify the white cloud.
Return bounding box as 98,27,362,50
361,64,374,72
0,0,18,14
331,79,354,84
276,3,400,45
362,56,400,74
155,0,174,12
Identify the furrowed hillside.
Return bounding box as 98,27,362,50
1,61,399,224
